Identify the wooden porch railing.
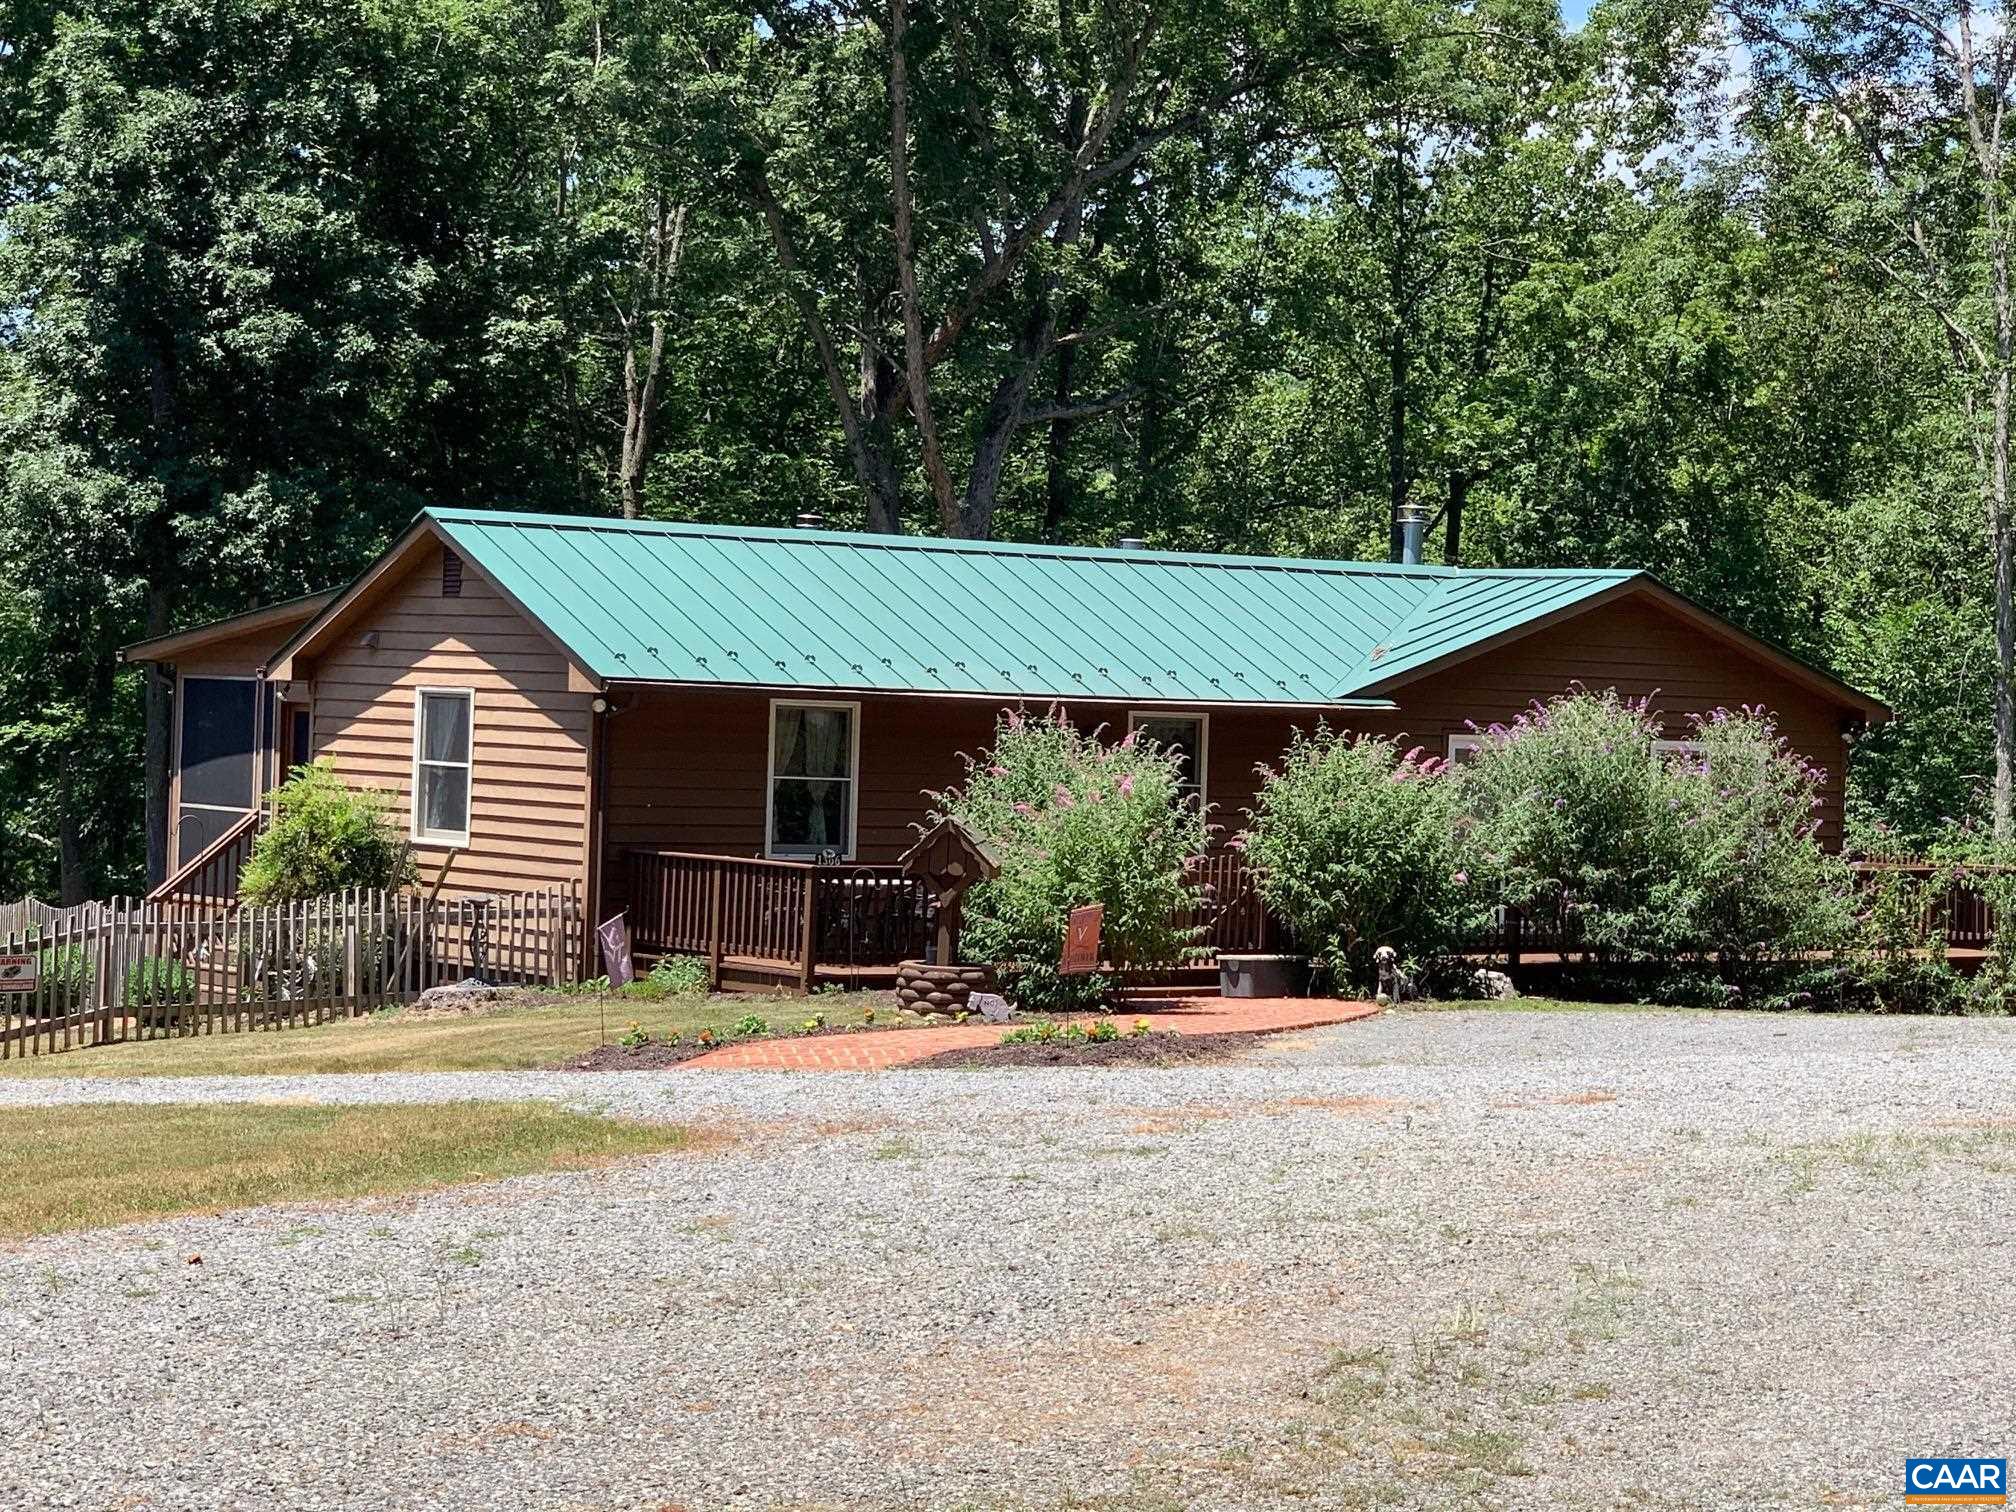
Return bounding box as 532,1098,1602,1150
1845,862,1999,951
1184,852,1276,955
1462,862,2006,963
147,809,261,905
622,847,1274,984
625,850,830,989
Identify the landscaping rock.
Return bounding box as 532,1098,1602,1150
1472,968,1518,1000
410,978,505,1016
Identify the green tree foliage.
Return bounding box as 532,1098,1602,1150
929,709,1207,1010
237,763,418,905
0,0,2006,896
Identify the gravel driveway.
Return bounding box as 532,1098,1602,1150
3,1008,2012,1511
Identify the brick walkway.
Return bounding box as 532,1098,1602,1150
680,996,1380,1071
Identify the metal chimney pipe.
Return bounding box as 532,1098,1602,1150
1115,535,1147,551
795,511,826,530
1396,503,1433,566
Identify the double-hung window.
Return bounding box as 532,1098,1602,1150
769,700,859,858
412,689,473,846
1128,712,1208,808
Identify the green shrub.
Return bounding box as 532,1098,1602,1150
647,954,710,996
126,955,195,1007
1457,690,1850,995
1241,726,1478,992
31,945,91,1015
1458,690,1692,962
613,954,713,1001
1827,862,1965,1014
929,708,1208,1011
1672,707,1855,983
238,763,417,906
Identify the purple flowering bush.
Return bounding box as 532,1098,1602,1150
1460,690,1852,992
1676,707,1855,977
1241,726,1479,992
927,709,1207,1010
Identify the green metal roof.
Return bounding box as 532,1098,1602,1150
426,509,1644,705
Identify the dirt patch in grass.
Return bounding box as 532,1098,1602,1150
906,1030,1259,1070
0,1101,700,1239
1491,1090,1621,1110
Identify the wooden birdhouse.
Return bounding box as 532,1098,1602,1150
899,818,1001,964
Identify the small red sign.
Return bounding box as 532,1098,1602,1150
1060,904,1103,975
0,953,36,994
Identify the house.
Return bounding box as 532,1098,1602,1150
121,509,1890,988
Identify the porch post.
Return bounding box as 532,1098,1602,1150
707,862,724,989
798,871,817,992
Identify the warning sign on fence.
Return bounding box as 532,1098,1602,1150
0,954,38,994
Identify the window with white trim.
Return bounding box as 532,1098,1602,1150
412,689,473,845
1445,733,1486,766
768,701,859,858
1128,712,1209,808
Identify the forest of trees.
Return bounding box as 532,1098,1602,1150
0,0,2005,900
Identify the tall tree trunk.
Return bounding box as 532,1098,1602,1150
747,171,906,532
1385,108,1410,562
889,0,959,531
616,200,686,520
57,806,85,907
1444,470,1469,566
1042,333,1081,540
1992,218,2014,840
142,583,172,886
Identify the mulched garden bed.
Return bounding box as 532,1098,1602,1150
565,1040,718,1070
905,1030,1261,1070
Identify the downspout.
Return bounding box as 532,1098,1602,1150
584,693,623,979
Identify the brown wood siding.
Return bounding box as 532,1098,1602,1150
599,591,1853,906
305,543,593,897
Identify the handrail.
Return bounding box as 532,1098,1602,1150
146,809,262,904
628,848,819,873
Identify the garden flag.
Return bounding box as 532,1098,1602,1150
597,914,635,988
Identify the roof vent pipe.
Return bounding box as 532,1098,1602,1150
795,511,826,530
1395,502,1434,566
1116,535,1147,551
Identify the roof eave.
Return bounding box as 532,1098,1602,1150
1349,575,1892,722
120,590,339,664
600,676,1399,711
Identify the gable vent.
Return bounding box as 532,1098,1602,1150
441,548,463,597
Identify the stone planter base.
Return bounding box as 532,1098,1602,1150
894,960,998,1016
1218,953,1309,998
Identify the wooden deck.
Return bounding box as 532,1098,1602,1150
620,849,1273,993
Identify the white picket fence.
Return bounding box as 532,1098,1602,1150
0,884,582,1060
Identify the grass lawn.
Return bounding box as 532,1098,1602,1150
0,1101,696,1238
0,989,902,1079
